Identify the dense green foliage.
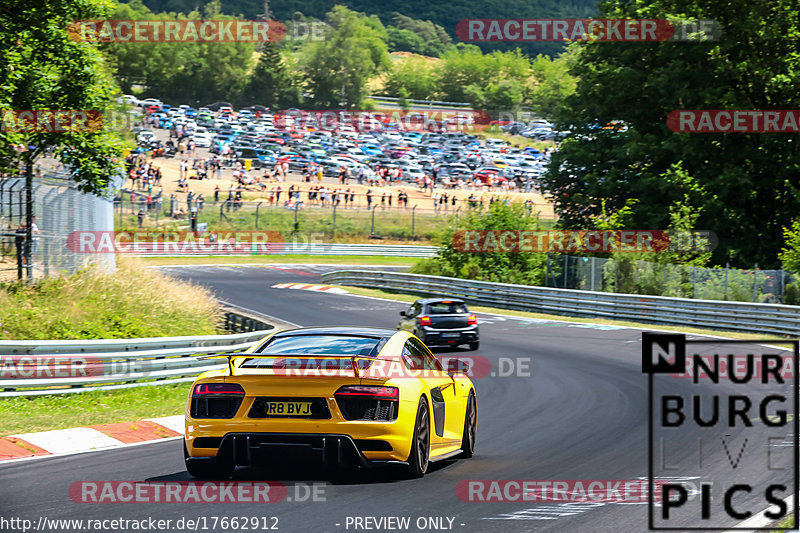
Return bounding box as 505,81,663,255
411,202,547,285
300,6,391,108
140,0,598,56
0,0,125,193
107,0,257,104
542,0,800,268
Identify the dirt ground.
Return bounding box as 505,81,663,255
133,137,556,218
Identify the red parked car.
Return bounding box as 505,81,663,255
473,169,507,184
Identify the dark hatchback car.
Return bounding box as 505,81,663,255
397,298,479,350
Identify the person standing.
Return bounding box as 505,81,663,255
214,185,220,203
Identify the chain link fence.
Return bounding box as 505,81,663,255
545,254,796,303
0,170,119,280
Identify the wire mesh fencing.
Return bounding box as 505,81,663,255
0,170,118,281
545,254,795,303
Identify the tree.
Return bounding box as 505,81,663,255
103,1,256,104
382,55,436,100
543,0,800,268
528,47,577,118
238,42,302,108
436,47,531,109
0,0,124,194
779,220,800,274
386,13,451,57
301,6,390,108
412,202,546,285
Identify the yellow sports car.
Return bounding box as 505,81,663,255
184,326,477,479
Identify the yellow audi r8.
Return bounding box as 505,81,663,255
184,327,477,479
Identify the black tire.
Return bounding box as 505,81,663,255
468,341,480,351
404,397,430,478
460,391,477,458
184,442,234,479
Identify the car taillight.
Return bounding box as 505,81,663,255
467,314,477,325
193,383,245,396
419,315,432,326
335,385,399,400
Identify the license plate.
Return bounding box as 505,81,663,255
441,332,461,338
264,401,313,416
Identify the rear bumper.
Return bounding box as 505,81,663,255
186,432,408,469
420,327,479,346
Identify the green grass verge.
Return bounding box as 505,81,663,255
141,255,417,267
337,285,778,341
0,257,222,339
0,384,190,435
118,206,556,243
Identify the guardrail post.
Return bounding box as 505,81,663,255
370,205,376,235
724,263,729,300
753,264,758,302
411,205,416,239
255,201,262,229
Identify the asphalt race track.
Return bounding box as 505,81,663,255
1,264,795,533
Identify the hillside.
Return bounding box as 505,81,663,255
139,0,600,56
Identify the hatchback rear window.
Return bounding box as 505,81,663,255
427,303,468,314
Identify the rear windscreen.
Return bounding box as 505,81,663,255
427,303,468,314
255,335,384,355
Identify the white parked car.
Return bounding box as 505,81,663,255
193,133,213,147
119,94,141,106
139,98,163,107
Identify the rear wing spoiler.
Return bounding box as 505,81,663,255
198,353,381,377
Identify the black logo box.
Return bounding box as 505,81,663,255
642,333,799,530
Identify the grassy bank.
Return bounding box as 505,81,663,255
0,257,221,339
117,206,556,243
0,384,190,435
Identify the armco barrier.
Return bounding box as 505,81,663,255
137,243,438,258
321,270,800,336
0,312,276,397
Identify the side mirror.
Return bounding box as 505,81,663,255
399,311,406,317
447,359,470,375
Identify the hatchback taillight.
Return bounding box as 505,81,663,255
467,314,477,325
419,315,432,326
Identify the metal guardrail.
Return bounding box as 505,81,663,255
367,95,473,108
137,243,438,258
321,270,800,337
0,311,276,397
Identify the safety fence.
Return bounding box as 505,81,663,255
0,309,275,397
135,242,438,257
321,270,800,336
0,170,120,280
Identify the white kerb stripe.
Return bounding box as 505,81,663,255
144,415,186,435
9,428,124,454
